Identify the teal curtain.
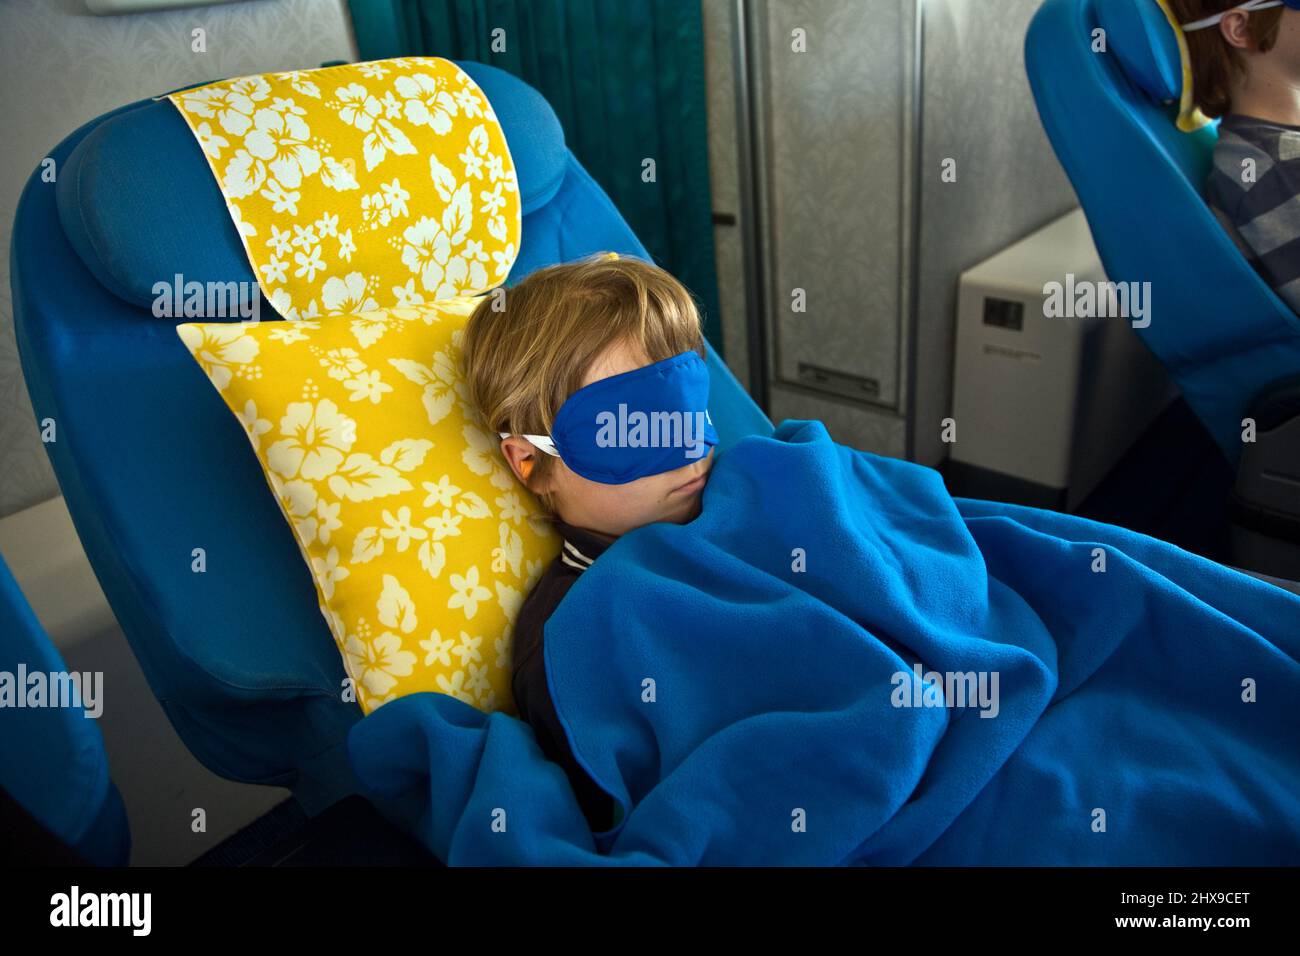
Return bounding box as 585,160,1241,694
346,0,723,354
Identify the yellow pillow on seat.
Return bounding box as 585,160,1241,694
178,296,558,714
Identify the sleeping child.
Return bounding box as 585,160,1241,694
1170,0,1300,310
460,253,717,832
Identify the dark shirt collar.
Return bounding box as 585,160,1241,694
1222,113,1300,134
551,517,614,571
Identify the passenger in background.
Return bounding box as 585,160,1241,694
1172,0,1300,312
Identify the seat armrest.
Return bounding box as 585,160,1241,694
1230,376,1300,578
1235,376,1300,532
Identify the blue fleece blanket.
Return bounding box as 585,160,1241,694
348,420,1300,865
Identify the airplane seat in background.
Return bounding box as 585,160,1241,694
1026,0,1300,579
8,60,772,819
0,549,130,865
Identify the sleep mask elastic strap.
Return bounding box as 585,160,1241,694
1181,0,1296,32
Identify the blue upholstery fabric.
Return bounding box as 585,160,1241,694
1026,0,1300,461
0,550,130,866
10,62,770,809
460,61,566,214
1095,0,1182,104
57,100,253,309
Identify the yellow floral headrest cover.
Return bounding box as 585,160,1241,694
170,58,560,714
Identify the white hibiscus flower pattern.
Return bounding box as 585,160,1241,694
169,57,520,331
180,295,556,715
172,60,542,716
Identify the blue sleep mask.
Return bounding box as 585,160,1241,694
500,350,718,484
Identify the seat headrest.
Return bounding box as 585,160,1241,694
1095,0,1184,104
459,61,566,214
57,100,255,309
56,60,567,309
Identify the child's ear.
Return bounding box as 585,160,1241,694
499,436,540,489
1219,10,1253,50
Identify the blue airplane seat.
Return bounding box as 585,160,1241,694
9,61,771,817
0,549,130,865
1026,0,1300,577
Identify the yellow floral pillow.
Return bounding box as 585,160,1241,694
167,57,521,319
178,297,558,715
168,58,553,715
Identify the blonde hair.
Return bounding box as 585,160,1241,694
460,254,706,515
